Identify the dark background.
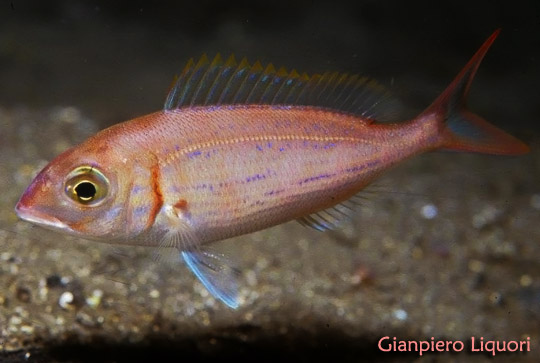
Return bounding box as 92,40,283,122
0,0,538,137
1,1,539,362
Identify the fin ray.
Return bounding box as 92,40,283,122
204,54,236,105
297,198,359,231
296,184,384,231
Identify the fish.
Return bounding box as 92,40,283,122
15,30,529,309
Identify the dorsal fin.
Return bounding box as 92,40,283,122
164,54,401,121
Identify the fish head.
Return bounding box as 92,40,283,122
15,140,133,240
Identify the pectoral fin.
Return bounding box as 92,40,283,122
156,204,241,309
181,249,240,309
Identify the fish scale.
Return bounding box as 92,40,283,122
142,106,427,245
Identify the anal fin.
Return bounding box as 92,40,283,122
296,191,372,231
297,201,355,231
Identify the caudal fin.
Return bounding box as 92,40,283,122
422,29,529,155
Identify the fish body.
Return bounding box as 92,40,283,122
65,106,437,244
15,30,529,308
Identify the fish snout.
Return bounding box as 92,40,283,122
15,187,35,220
15,191,69,231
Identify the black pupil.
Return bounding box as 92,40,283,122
75,182,96,200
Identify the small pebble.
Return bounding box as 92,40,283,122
468,259,485,273
350,265,373,286
39,279,49,300
489,292,504,306
20,325,34,335
14,306,28,317
86,289,103,308
420,204,438,219
9,265,19,274
246,270,258,287
15,286,31,303
59,291,74,310
472,205,501,229
55,316,65,326
392,309,408,321
255,257,269,270
46,274,64,288
149,289,160,299
520,274,533,287
76,312,96,328
10,316,22,325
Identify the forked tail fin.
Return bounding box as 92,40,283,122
422,29,529,155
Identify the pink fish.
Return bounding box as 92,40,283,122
15,30,528,308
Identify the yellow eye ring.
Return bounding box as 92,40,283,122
65,166,109,206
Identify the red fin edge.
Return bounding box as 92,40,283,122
423,29,529,155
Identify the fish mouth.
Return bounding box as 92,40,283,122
15,202,69,232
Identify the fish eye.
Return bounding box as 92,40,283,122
65,166,109,206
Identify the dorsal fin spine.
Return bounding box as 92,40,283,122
245,63,275,103
233,60,263,104
164,58,194,110
329,73,349,106
207,54,238,104
190,54,221,106
314,73,331,104
260,65,284,103
362,80,386,117
282,71,303,104
203,54,230,105
294,73,318,105
336,74,359,111
290,73,311,104
178,54,209,106
217,57,247,104
349,77,373,115
271,68,297,104
324,72,345,105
